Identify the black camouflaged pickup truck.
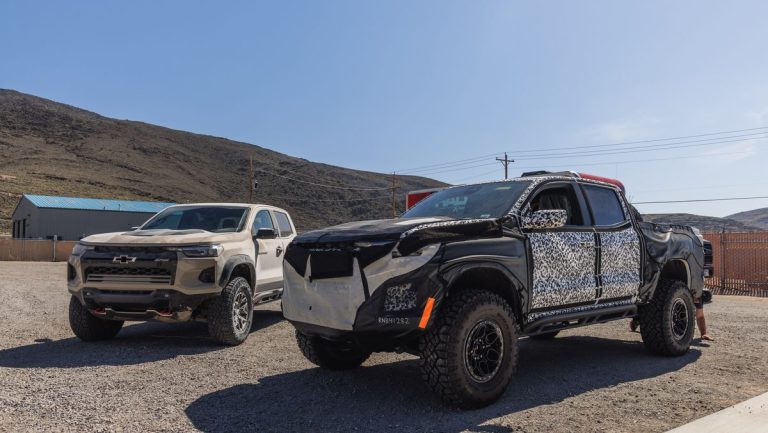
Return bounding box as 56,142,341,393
282,171,705,409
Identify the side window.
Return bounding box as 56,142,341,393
252,210,275,232
583,185,626,226
274,211,294,237
527,184,585,226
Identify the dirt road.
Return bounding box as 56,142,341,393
0,262,766,433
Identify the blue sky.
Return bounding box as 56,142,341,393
2,1,767,217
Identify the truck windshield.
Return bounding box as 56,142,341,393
141,206,249,233
402,181,531,220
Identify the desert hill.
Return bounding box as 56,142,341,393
642,213,763,232
0,89,445,233
726,207,768,230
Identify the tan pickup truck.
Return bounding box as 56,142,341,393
67,203,296,345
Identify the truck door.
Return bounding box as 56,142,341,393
524,182,599,313
580,184,642,302
252,209,284,291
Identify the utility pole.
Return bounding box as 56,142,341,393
391,172,397,218
496,152,514,179
248,153,254,203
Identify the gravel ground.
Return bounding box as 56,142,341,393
0,262,767,433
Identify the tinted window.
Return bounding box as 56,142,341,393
528,184,585,226
274,211,294,237
142,207,248,232
583,185,626,226
252,210,275,232
402,181,531,219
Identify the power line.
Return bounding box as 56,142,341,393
267,194,387,203
254,159,358,187
255,169,393,191
506,133,767,161
402,134,767,176
394,126,768,174
459,148,757,180
632,196,768,205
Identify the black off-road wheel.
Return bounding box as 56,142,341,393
529,330,560,340
419,289,519,409
295,331,371,370
638,279,695,356
207,277,253,346
68,296,123,341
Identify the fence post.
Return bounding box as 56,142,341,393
719,227,726,291
52,235,57,262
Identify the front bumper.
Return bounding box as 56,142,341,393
79,288,216,322
281,243,445,345
68,246,225,322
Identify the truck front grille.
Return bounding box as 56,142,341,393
85,266,173,285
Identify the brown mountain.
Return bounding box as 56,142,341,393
642,213,763,233
0,89,445,234
726,207,768,230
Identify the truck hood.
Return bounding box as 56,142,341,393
293,216,504,256
293,217,451,244
80,229,245,246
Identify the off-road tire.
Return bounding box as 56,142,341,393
638,279,695,356
68,296,123,341
207,277,253,346
419,289,519,409
529,330,560,340
295,330,371,370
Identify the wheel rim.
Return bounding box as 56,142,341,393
232,289,250,334
670,298,688,340
464,320,504,383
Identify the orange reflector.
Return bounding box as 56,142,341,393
418,297,436,329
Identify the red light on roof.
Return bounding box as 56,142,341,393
578,173,625,192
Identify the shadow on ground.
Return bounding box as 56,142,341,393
186,335,701,433
0,309,283,368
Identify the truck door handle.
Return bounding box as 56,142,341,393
580,242,595,248
276,246,283,257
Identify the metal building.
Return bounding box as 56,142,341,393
11,194,175,240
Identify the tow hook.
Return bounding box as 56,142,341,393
90,308,106,316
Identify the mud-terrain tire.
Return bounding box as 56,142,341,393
638,279,695,356
68,296,123,341
529,330,560,340
207,277,253,346
419,289,519,409
295,331,371,370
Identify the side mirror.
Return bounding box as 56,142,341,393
522,209,567,230
254,228,277,239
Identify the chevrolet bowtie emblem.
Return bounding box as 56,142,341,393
112,255,137,264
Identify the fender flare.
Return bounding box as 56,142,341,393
219,254,257,288
438,260,528,320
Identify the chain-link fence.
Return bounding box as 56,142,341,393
703,231,768,297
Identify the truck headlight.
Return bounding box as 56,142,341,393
170,244,223,257
71,243,93,257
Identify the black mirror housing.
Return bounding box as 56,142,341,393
255,228,277,239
